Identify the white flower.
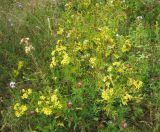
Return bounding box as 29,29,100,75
137,16,143,20
110,0,113,4
83,40,89,44
20,37,30,45
25,45,35,54
116,34,120,37
20,37,35,54
16,2,23,8
8,18,12,22
10,82,16,88
10,23,14,27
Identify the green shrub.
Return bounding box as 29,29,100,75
0,0,159,131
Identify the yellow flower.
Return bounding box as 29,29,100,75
21,88,32,99
46,101,50,104
61,53,70,65
21,93,28,99
40,96,46,100
117,64,125,73
118,67,123,73
21,105,27,112
51,94,57,102
102,88,113,101
15,111,21,117
83,0,91,6
56,103,62,109
55,44,66,52
22,89,25,93
22,88,32,94
133,80,143,90
122,40,131,52
18,61,24,70
35,108,39,113
51,50,56,56
57,27,64,35
89,57,96,68
113,61,121,67
38,101,42,105
14,103,20,110
37,91,62,116
42,107,52,115
107,66,113,72
52,76,57,80
103,75,112,87
14,104,27,117
122,94,132,105
127,78,134,86
127,78,143,90
57,122,65,127
57,40,63,45
27,89,32,94
50,57,56,68
13,70,19,77
108,38,116,48
113,53,120,59
51,94,62,108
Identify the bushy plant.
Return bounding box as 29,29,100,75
0,0,160,131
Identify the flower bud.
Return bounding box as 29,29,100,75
67,101,73,108
121,120,127,129
76,81,83,88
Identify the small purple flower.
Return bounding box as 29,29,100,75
10,82,16,88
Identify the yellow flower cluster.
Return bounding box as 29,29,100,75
21,88,32,99
14,103,27,117
13,60,25,77
83,0,91,6
61,53,70,65
36,90,62,116
73,41,89,52
41,107,52,115
46,1,145,120
101,88,114,101
121,94,132,105
113,61,121,67
18,61,24,70
103,74,113,87
89,57,96,68
122,40,131,52
113,61,126,73
99,26,116,48
127,78,143,90
50,57,56,67
78,0,91,7
54,43,66,52
57,27,64,35
107,66,113,72
50,41,70,68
